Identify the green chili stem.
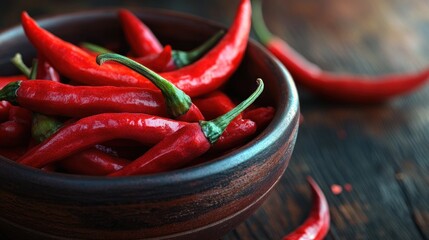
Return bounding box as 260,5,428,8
251,0,273,45
10,53,31,78
0,81,21,105
29,59,39,80
81,42,113,54
200,78,264,144
172,30,225,68
96,53,192,117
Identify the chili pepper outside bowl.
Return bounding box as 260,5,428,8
0,8,299,240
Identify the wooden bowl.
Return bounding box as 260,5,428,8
0,8,299,240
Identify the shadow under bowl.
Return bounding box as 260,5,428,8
0,8,299,240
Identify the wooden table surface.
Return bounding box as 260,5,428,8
2,0,428,239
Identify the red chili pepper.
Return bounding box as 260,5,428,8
21,11,154,88
36,53,60,82
9,105,32,126
242,106,275,130
96,53,204,122
0,121,30,147
211,118,256,152
193,91,242,120
132,45,173,72
252,0,429,103
0,80,173,118
283,177,330,240
21,0,250,97
17,113,188,168
118,9,163,57
193,91,256,152
0,104,32,148
0,101,10,122
30,114,131,175
60,148,130,176
108,79,263,176
160,0,251,97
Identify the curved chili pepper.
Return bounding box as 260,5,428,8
253,0,429,103
243,106,275,130
30,114,131,175
17,113,189,168
109,79,263,176
283,177,330,240
21,0,250,97
160,0,251,97
97,53,204,122
118,9,163,56
21,11,153,88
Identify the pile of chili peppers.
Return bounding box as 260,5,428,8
0,0,276,176
0,0,333,238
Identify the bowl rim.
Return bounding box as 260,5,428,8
0,8,300,190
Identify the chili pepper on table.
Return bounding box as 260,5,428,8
118,9,163,56
17,113,189,168
252,0,429,103
108,78,263,177
21,0,250,97
96,53,204,122
283,177,330,240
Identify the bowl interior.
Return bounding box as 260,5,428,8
0,8,299,240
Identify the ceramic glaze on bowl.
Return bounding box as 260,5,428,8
0,9,299,240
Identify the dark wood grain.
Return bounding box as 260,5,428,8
0,0,428,239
